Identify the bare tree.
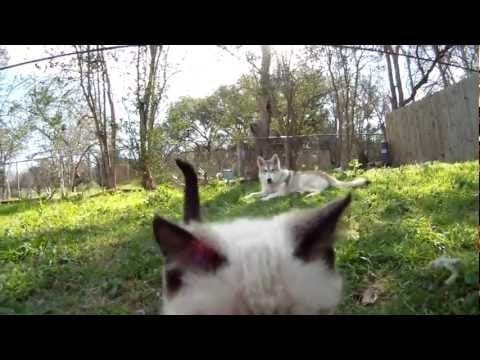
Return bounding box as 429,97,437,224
27,75,96,196
324,47,368,166
274,52,330,169
134,45,173,190
384,45,453,110
0,53,33,200
249,45,274,161
75,45,118,189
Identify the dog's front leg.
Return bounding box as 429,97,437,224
244,191,265,199
261,191,286,201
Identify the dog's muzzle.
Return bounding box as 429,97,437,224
267,178,272,184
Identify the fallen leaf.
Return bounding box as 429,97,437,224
361,287,378,305
360,277,390,306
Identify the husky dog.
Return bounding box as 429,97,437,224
152,159,352,315
245,154,369,201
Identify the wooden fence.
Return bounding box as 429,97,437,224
385,74,479,165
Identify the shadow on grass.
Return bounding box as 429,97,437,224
0,199,44,217
0,189,144,218
201,181,351,222
0,211,163,315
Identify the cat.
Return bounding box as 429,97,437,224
152,159,352,315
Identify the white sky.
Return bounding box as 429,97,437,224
3,45,303,104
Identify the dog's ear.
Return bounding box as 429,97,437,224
257,156,265,168
271,153,280,168
291,193,351,269
153,216,226,273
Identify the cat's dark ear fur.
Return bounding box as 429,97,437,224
153,216,226,273
292,193,351,268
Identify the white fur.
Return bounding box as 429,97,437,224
162,211,343,315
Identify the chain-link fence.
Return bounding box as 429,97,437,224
0,155,140,201
162,133,385,183
1,132,385,200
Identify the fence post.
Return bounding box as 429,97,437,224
16,161,20,196
6,177,11,200
236,141,245,178
283,135,290,169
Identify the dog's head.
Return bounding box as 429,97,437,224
153,159,351,315
257,154,283,185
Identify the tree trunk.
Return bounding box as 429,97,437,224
384,46,398,110
6,177,11,200
75,45,117,190
59,155,66,198
433,45,451,88
251,45,273,166
136,45,167,190
327,51,343,167
141,157,155,190
0,165,5,201
236,142,245,178
392,46,404,105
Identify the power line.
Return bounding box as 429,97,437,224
2,45,477,74
2,144,136,167
0,45,133,71
2,153,91,166
333,45,479,73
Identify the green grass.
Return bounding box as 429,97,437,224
0,161,478,315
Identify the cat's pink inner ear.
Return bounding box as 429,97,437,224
153,216,226,272
187,239,226,272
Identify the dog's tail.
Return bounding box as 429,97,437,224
319,171,370,189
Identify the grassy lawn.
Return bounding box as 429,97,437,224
0,161,478,315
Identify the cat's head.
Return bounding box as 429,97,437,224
153,159,351,315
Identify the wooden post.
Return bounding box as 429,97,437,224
283,135,291,169
236,141,245,178
6,177,11,200
16,161,20,196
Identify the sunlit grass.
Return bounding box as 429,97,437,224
0,161,478,314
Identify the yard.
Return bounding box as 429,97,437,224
0,161,478,315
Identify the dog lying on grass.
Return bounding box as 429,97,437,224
245,154,369,201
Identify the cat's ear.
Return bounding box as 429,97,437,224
257,156,265,168
153,216,226,272
292,193,351,268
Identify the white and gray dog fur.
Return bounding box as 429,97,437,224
153,159,353,315
245,154,369,201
